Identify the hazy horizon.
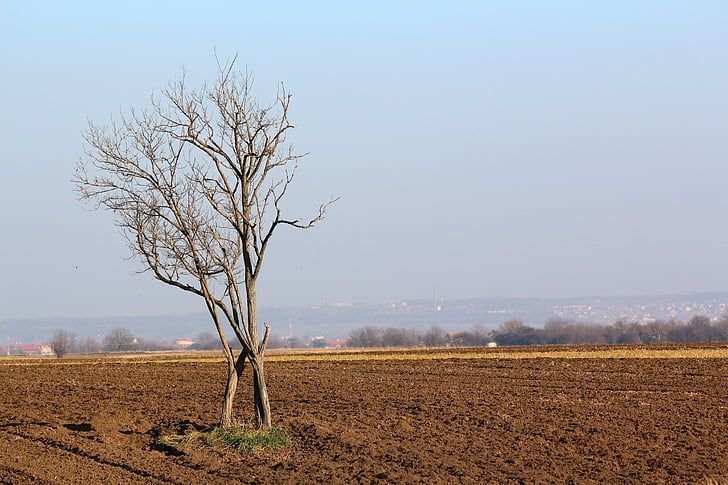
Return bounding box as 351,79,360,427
2,289,728,323
2,2,727,320
4,290,728,345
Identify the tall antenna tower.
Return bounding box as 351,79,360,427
432,282,436,311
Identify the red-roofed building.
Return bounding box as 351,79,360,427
175,338,195,349
4,344,53,356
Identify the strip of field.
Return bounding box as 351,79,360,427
2,345,728,366
269,347,728,361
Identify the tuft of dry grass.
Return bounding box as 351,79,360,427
159,426,291,453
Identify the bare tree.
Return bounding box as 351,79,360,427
423,325,448,347
75,58,334,429
51,329,75,358
77,336,102,354
381,328,420,347
348,326,382,348
193,331,223,350
102,327,137,352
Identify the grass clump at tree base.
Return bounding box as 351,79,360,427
159,425,291,453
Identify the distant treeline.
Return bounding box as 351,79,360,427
348,315,728,348
494,316,728,346
348,325,471,348
47,328,315,354
48,315,728,355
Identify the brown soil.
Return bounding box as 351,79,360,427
1,347,727,483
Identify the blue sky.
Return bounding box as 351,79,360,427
1,1,727,318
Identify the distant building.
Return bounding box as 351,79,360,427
6,344,53,356
175,338,195,349
327,338,346,348
311,336,327,348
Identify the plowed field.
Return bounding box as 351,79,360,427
1,345,727,483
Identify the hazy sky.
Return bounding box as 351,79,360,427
1,2,727,319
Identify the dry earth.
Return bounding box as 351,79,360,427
1,344,727,483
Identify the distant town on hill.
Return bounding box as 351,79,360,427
2,291,727,345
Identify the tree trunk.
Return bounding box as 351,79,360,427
220,351,246,428
251,358,272,429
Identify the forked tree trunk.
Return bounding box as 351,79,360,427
220,351,246,428
245,276,272,430
251,358,272,429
